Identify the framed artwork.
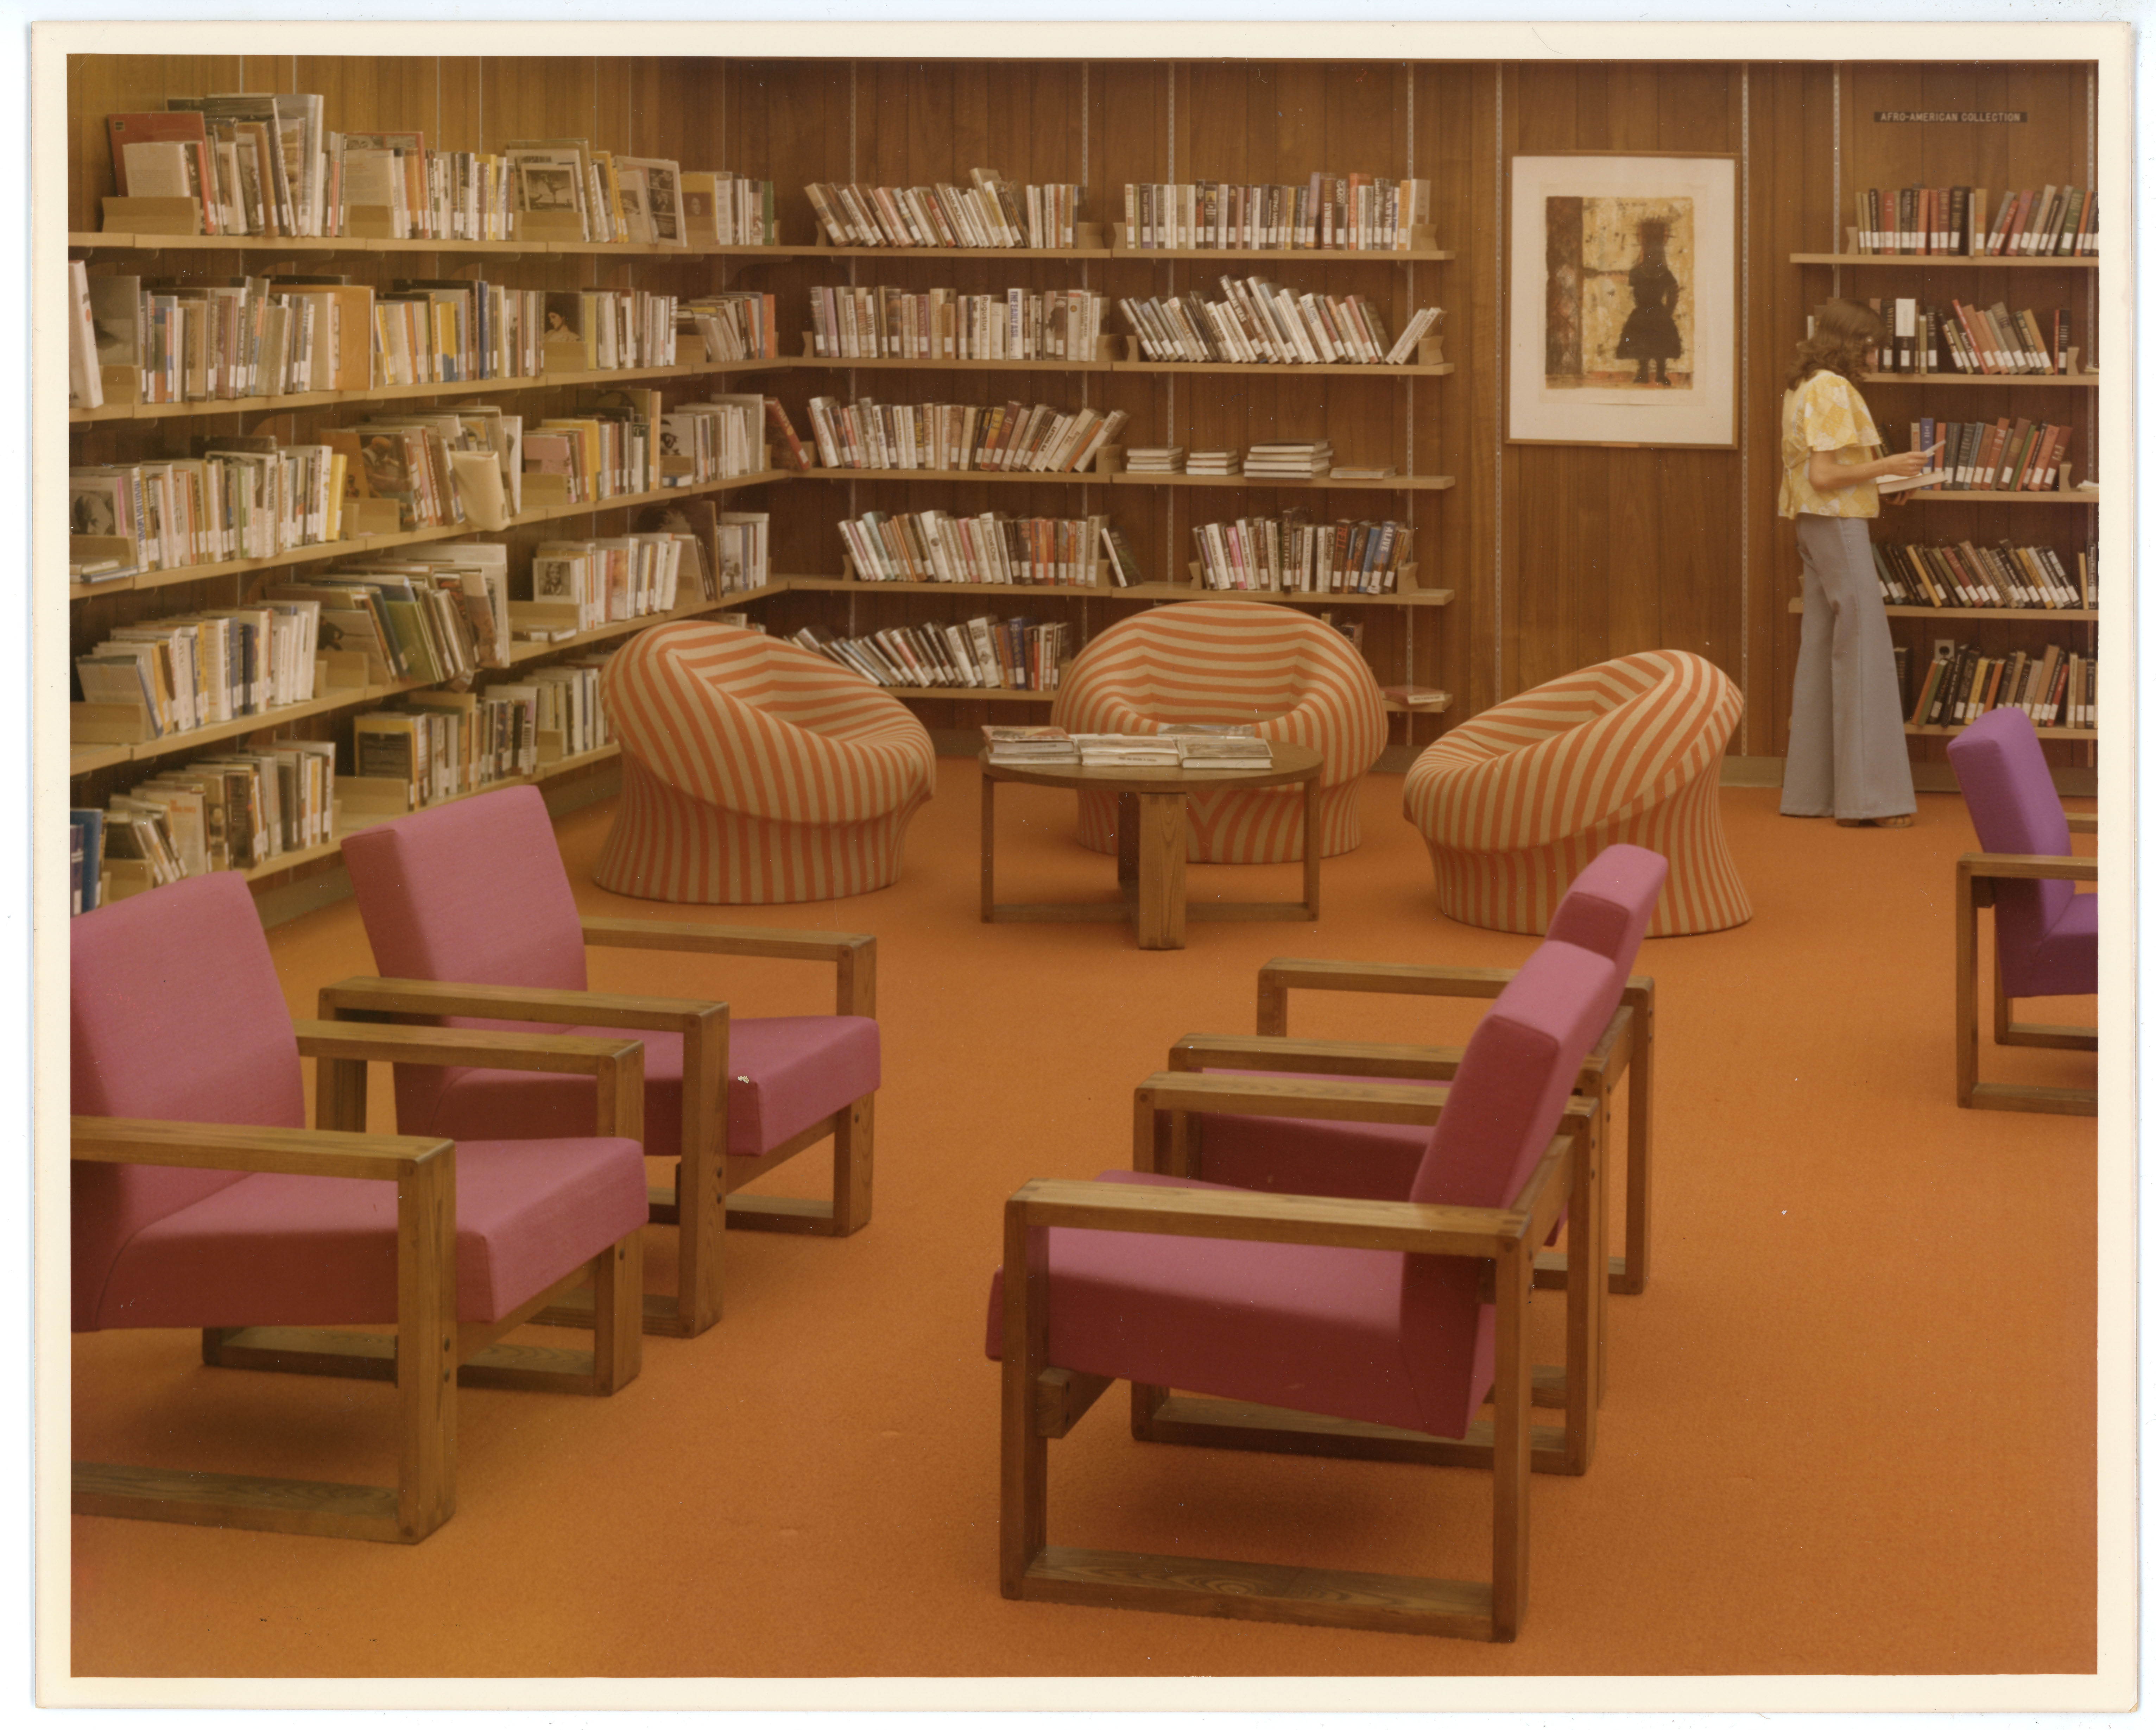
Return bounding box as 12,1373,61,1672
1507,152,1738,447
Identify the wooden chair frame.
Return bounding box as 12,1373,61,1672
1954,818,2097,1116
1169,957,1654,1295
1001,1105,1586,1642
1134,1076,1604,1477
72,1020,645,1546
318,915,877,1339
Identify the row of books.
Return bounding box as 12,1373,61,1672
106,102,770,247
1193,514,1412,595
1908,642,2095,731
1119,283,1440,367
1852,184,2096,257
840,511,1118,589
803,397,1128,476
659,396,781,486
72,442,351,575
525,532,716,634
804,171,1083,250
74,741,339,911
1871,540,2094,611
681,292,783,362
1901,416,2074,493
264,553,512,687
354,660,614,814
75,600,325,739
64,270,683,410
793,617,1069,692
801,284,1109,363
1120,175,1430,251
1870,296,2076,375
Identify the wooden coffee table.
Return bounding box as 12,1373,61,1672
979,741,1323,950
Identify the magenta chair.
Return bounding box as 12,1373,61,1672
1947,706,2097,1114
330,786,880,1340
72,873,647,1544
986,931,1625,1641
1160,843,1666,1297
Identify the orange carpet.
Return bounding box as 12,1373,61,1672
67,766,2100,1679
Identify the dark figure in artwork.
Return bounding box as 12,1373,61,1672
1614,219,1682,385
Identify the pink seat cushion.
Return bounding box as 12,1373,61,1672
399,1014,879,1162
1195,1108,1430,1201
985,1171,1494,1439
92,1136,649,1331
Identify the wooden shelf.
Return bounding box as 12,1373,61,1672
70,743,132,776
792,354,1113,373
781,576,1116,602
1117,472,1454,491
68,357,794,425
67,472,792,599
1858,372,2095,388
1111,244,1455,264
1791,252,2097,269
793,244,1112,261
1147,581,1454,609
798,466,1109,486
777,575,1452,609
81,674,429,769
501,591,773,664
1112,359,1453,378
72,231,785,260
1789,598,2097,621
1382,689,1453,717
1906,722,2095,740
1907,489,2098,505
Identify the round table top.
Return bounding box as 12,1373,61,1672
979,738,1323,794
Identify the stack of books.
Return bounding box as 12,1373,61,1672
1071,733,1182,768
1125,447,1187,474
1244,442,1332,480
1169,731,1272,771
981,724,1079,766
1187,450,1242,477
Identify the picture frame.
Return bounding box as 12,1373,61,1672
1507,151,1738,447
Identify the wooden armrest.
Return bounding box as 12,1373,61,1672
317,975,725,1035
71,1115,450,1183
1136,1070,1455,1127
1005,1175,1536,1259
1171,1032,1466,1082
1960,852,2098,884
2064,812,2096,835
580,918,877,1018
292,1019,645,1078
1258,957,1651,1034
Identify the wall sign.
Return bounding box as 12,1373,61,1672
1872,110,2028,123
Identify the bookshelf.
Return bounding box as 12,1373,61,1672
1788,83,2100,772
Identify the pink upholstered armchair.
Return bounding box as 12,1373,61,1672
985,930,1626,1641
1161,843,1667,1298
72,873,647,1545
1947,705,2097,1114
331,785,880,1340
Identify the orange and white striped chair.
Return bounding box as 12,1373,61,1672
595,623,936,905
1404,649,1750,936
1051,599,1388,864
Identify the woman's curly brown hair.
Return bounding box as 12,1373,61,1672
1785,298,1887,392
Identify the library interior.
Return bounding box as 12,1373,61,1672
54,37,2115,1686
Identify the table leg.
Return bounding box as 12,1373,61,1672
1301,772,1321,919
1134,793,1187,950
1115,790,1138,898
979,771,997,923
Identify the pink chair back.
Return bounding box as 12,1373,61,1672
1947,706,2077,995
1544,843,1668,971
1396,928,1632,1434
71,873,304,1330
342,786,590,993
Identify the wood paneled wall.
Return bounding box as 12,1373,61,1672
67,52,2100,768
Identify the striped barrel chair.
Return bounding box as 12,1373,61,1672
1404,648,1750,936
595,622,936,905
1050,599,1388,863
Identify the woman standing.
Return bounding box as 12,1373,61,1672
1778,298,1933,827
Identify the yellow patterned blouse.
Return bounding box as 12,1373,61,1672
1778,369,1881,520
